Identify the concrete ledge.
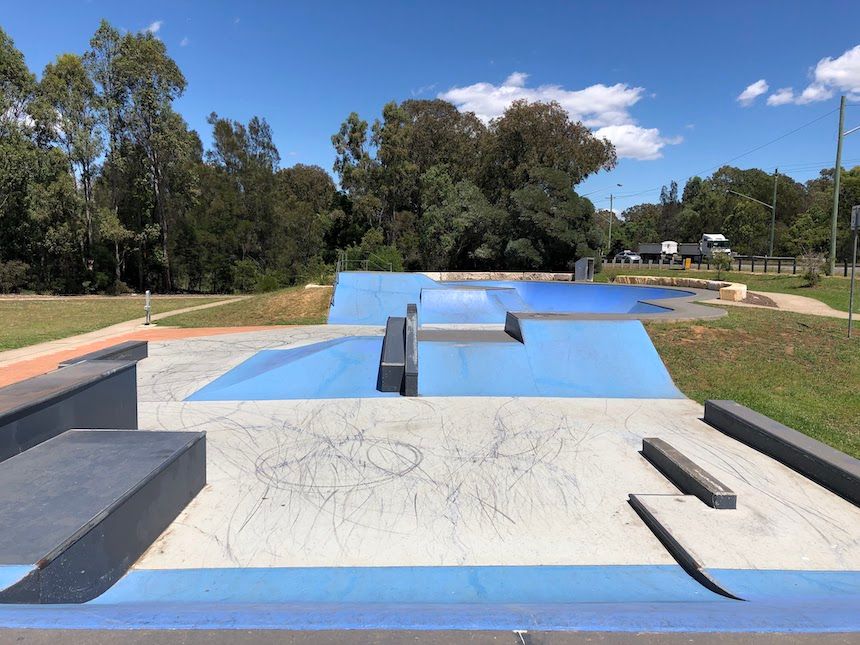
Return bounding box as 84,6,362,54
718,283,747,301
642,438,736,509
627,494,737,599
704,400,860,506
377,317,405,392
58,341,148,368
0,361,138,463
0,429,205,603
613,275,746,302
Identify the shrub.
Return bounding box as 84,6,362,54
0,261,29,293
255,272,282,293
711,253,732,279
800,253,825,287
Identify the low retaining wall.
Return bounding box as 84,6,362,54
612,275,747,302
421,271,573,282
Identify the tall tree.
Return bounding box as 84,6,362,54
39,53,103,268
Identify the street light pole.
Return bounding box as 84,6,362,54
769,168,778,257
829,96,846,275
727,188,777,255
608,193,614,255
605,183,622,258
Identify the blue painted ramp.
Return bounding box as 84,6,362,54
420,287,529,324
187,338,397,400
328,272,692,325
328,272,438,325
420,320,682,398
189,321,681,400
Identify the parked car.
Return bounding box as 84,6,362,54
613,250,641,262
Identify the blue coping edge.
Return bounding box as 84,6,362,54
0,566,857,632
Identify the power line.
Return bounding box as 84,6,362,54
602,106,841,205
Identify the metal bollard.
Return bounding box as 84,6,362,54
144,290,152,325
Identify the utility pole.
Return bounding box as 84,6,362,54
769,168,778,257
830,96,846,275
607,193,614,256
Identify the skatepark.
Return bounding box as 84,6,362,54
0,271,857,638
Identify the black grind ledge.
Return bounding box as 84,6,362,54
0,429,205,603
377,316,406,392
642,438,736,509
403,304,418,397
58,340,148,367
0,361,138,464
705,400,860,507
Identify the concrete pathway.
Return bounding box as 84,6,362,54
0,296,249,376
719,290,849,319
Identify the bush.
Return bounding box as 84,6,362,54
231,259,261,293
0,260,29,293
711,253,732,279
800,253,825,287
255,272,282,293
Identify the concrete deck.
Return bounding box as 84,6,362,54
132,327,860,576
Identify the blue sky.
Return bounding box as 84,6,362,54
3,0,860,212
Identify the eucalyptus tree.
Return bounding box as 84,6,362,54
39,53,103,267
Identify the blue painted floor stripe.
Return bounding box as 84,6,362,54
0,567,857,631
91,565,722,605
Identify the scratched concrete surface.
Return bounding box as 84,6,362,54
133,327,860,571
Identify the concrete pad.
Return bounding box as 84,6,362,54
130,328,860,576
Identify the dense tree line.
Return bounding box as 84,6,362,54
609,166,860,261
2,22,856,295
1,22,343,294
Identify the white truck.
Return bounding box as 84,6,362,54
637,241,678,260
638,234,731,262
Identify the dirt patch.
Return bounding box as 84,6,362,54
260,286,332,321
742,292,777,308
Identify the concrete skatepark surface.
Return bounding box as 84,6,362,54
0,271,857,635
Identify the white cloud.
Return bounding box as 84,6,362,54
796,83,833,104
766,87,795,106
438,72,680,160
812,44,860,94
768,44,860,105
180,36,189,47
737,79,769,106
439,72,644,127
143,20,163,35
594,125,682,161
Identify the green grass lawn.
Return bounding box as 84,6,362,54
646,306,860,458
597,265,855,312
0,296,223,352
158,286,333,327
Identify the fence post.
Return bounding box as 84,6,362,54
793,257,797,274
751,257,755,273
764,257,768,273
777,258,782,274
